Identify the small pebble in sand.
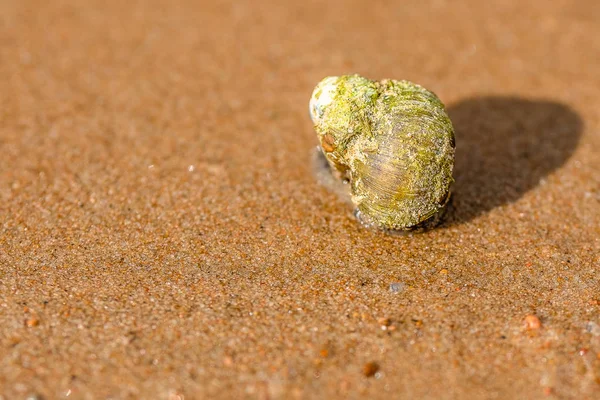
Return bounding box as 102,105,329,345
585,321,600,336
524,315,542,330
389,282,404,293
25,317,40,327
167,390,184,400
363,362,380,377
378,318,396,331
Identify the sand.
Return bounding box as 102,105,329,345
1,0,599,399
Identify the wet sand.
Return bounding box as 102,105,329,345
1,0,599,398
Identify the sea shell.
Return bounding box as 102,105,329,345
309,74,455,231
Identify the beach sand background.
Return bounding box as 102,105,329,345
1,0,599,398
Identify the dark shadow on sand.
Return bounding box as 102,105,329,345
444,97,583,226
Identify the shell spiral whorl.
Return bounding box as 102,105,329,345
309,74,455,231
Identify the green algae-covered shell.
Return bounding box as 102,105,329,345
309,75,455,231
